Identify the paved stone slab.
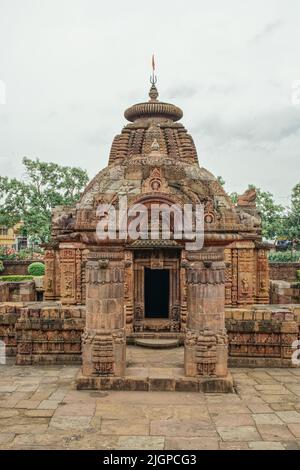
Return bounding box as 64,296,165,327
150,419,217,437
219,441,249,450
54,403,96,417
1,364,300,450
117,436,164,450
287,424,300,438
257,424,295,441
25,409,54,418
165,437,219,450
212,413,254,427
38,400,60,410
247,403,273,413
16,400,41,409
276,411,300,423
0,409,19,418
0,433,15,445
249,441,285,450
217,426,261,442
100,419,150,436
49,416,92,431
252,413,283,425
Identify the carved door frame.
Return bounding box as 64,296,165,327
132,249,181,332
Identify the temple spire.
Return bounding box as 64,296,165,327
149,53,159,101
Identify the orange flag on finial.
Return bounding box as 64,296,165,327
152,54,155,72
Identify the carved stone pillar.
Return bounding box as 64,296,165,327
255,243,270,304
59,243,85,305
44,246,60,301
124,250,134,334
184,248,228,378
81,250,126,378
236,242,255,305
224,248,232,307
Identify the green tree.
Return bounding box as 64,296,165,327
285,183,300,240
247,185,286,240
230,192,238,204
217,176,225,186
0,157,89,243
221,177,286,239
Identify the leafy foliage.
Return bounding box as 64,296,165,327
0,260,4,273
268,251,300,262
284,183,300,240
217,176,225,186
230,192,238,204
0,247,44,261
247,185,286,240
28,262,45,276
0,157,89,243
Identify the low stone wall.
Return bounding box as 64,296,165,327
1,260,34,276
226,306,299,367
269,262,300,282
0,302,299,368
0,304,19,355
0,281,36,302
269,280,300,304
15,303,85,365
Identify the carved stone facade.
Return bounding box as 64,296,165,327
226,308,299,367
224,241,269,307
40,80,271,388
1,302,299,369
14,304,85,365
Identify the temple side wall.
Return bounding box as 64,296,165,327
270,263,300,283
1,260,34,276
270,280,300,304
1,303,299,368
0,303,85,364
224,242,270,307
0,281,36,302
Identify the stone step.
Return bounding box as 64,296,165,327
135,338,180,349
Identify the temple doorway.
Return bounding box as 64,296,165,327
144,268,169,319
132,248,181,333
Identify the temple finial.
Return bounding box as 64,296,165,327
149,53,159,101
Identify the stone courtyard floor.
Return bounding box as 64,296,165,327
1,346,300,450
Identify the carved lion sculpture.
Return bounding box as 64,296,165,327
237,188,257,206
239,211,261,228
52,212,75,230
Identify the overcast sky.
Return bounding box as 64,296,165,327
0,0,299,204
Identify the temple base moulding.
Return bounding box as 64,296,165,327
75,369,234,393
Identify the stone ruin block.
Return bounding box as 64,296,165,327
15,305,85,365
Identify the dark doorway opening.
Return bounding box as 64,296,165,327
144,268,169,318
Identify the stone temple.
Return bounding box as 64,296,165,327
41,78,272,391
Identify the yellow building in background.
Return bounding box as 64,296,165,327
0,222,24,248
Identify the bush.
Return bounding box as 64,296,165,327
0,246,45,261
28,262,45,276
268,251,300,263
0,260,4,273
0,275,33,282
0,246,18,260
297,270,300,282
